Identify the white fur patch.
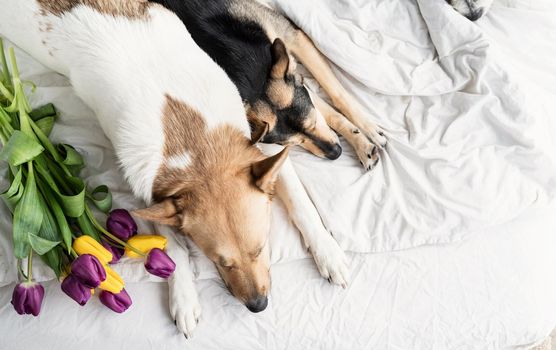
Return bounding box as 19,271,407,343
259,143,349,287
0,1,250,202
166,152,192,169
156,223,202,338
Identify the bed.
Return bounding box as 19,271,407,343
1,0,556,349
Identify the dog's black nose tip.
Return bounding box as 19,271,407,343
467,8,484,21
246,295,268,313
325,144,342,160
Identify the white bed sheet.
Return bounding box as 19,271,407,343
1,0,556,349
1,201,556,350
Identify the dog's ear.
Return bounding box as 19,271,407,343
132,199,181,226
270,38,290,79
250,120,270,145
252,147,289,194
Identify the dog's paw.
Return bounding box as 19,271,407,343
353,138,380,172
309,235,349,288
169,279,202,339
362,123,387,149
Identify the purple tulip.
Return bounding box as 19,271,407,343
101,241,124,264
106,209,137,241
61,275,91,306
71,254,106,288
99,289,132,313
145,248,176,279
11,282,45,316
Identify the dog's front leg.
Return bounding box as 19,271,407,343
155,223,202,338
310,91,380,171
287,30,387,150
259,144,349,287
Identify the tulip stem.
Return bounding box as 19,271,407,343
70,248,79,259
102,229,146,257
17,259,28,280
86,206,146,257
61,242,79,259
26,251,33,282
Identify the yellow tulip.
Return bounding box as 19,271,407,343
73,235,113,265
125,235,167,258
99,265,124,294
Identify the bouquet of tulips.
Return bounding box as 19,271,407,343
0,39,175,316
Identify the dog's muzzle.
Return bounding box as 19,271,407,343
466,7,484,21
245,295,268,313
325,143,343,160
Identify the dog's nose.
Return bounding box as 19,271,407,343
245,295,268,313
467,8,484,21
325,144,342,160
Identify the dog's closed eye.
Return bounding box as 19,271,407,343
218,257,235,269
251,247,264,259
252,239,268,259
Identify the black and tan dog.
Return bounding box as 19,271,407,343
151,0,387,171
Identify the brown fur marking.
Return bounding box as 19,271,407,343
266,80,294,109
36,0,152,19
247,101,277,132
270,38,289,79
153,94,264,200
146,95,283,304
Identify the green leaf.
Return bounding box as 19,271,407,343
30,117,64,163
12,163,42,258
0,130,44,166
57,176,86,218
27,232,59,255
76,212,101,241
57,144,83,166
87,185,112,213
35,116,55,136
34,156,61,192
43,160,86,217
29,104,56,121
57,144,84,175
1,167,24,211
41,246,63,278
0,106,12,126
37,178,72,253
0,38,11,91
35,184,61,243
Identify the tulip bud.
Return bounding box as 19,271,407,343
145,248,176,279
73,235,113,265
125,235,167,258
99,289,132,313
61,275,91,306
106,209,137,241
101,241,124,264
11,282,45,316
71,254,106,289
98,265,125,294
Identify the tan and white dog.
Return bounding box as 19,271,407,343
0,0,348,337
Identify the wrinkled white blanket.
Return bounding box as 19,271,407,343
1,0,556,349
277,0,556,253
